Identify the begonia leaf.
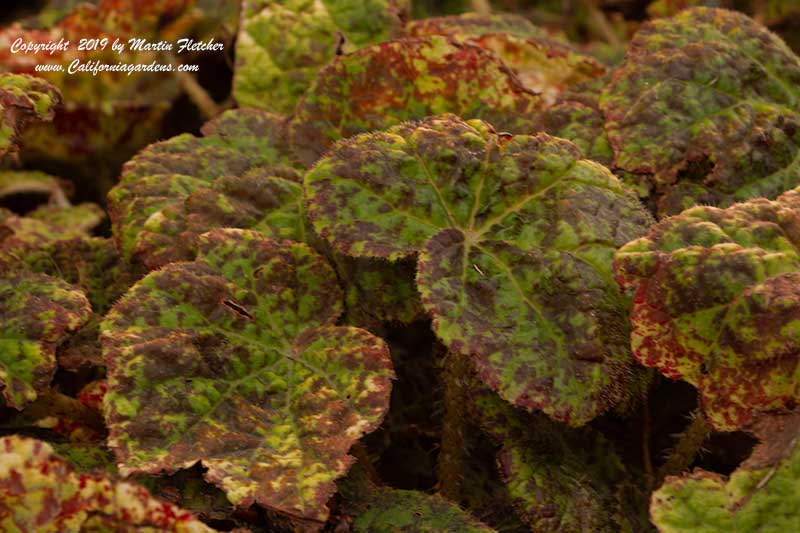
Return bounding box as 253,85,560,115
0,435,216,532
408,15,605,105
111,107,420,325
289,36,542,166
615,187,800,430
0,74,60,159
51,440,117,474
600,7,800,216
333,254,424,328
101,228,394,523
305,114,653,425
350,489,495,532
651,412,800,531
0,272,91,409
108,108,301,269
406,13,549,40
506,75,614,167
469,382,649,531
19,380,108,444
0,170,70,206
1,212,131,314
468,34,606,105
339,468,494,532
27,203,105,235
233,0,408,114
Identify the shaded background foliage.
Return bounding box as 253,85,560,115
1,0,799,532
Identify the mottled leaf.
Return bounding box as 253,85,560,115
647,0,800,29
1,214,131,314
0,170,70,206
0,435,216,532
134,467,238,530
1,214,82,249
406,13,549,41
470,382,648,532
27,203,105,235
615,188,800,430
339,468,494,532
108,108,301,269
0,272,91,409
23,380,108,444
57,318,104,371
0,74,60,159
470,34,606,105
51,440,117,474
102,228,394,522
408,14,605,105
601,7,800,216
332,253,424,328
532,95,614,167
289,36,542,166
305,114,653,425
233,0,408,113
651,411,800,531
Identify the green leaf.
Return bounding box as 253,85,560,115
0,74,60,159
470,382,649,532
27,203,105,235
102,228,394,522
0,170,70,206
351,489,496,532
533,93,614,167
289,36,542,166
651,412,800,532
1,212,93,249
1,212,131,314
0,435,217,532
332,253,424,328
108,108,302,269
600,7,800,216
233,0,408,114
305,114,653,425
0,272,91,409
406,13,549,40
615,188,800,430
339,468,495,532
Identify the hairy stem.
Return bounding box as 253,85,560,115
657,409,711,485
437,351,470,501
351,441,381,485
642,396,654,491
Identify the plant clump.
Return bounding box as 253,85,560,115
2,3,800,531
